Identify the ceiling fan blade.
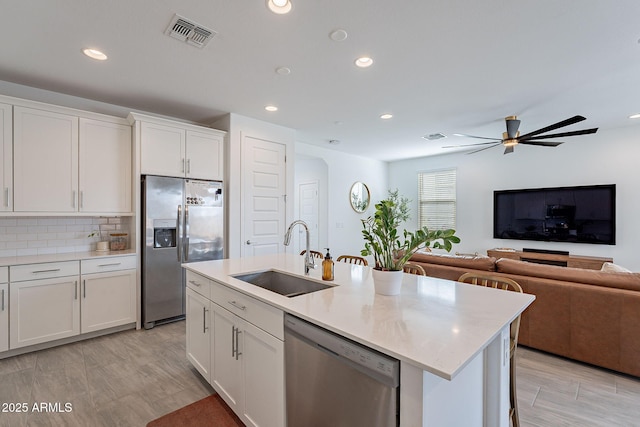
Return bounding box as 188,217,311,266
519,128,598,141
453,133,502,141
504,146,514,155
517,115,586,140
519,140,564,147
505,118,521,139
442,141,501,148
466,143,501,155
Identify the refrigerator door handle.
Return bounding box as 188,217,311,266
177,204,183,262
184,205,190,262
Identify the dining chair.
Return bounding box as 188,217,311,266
336,255,368,266
457,272,523,427
299,250,324,260
402,262,426,275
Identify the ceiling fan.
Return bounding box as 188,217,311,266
444,115,598,155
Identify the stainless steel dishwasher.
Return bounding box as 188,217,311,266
284,314,400,427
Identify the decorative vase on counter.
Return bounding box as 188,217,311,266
372,269,404,296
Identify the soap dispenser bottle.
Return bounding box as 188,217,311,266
322,248,334,281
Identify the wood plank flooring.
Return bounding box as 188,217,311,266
1,321,639,426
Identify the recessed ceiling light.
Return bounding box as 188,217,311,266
82,48,107,61
265,105,278,112
329,29,348,42
629,113,640,119
355,57,373,68
380,113,393,120
275,66,291,75
267,0,292,14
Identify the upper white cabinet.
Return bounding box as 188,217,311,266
11,104,132,214
13,106,79,212
132,113,225,181
0,103,11,212
79,118,132,213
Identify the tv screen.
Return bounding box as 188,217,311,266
493,184,616,245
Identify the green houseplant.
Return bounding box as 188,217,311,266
361,191,460,294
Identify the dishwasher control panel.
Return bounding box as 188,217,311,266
338,342,397,377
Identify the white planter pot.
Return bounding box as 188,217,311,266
372,269,404,296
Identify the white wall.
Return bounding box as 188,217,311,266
294,156,328,254
295,142,388,259
389,125,640,270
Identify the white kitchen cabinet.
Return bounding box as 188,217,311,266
135,114,225,180
79,118,132,213
80,256,136,333
186,287,211,382
9,261,80,349
209,283,285,427
0,267,8,352
0,103,11,212
13,106,79,212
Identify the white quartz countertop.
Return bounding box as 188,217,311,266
184,253,535,380
0,249,136,267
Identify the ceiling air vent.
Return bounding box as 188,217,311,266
165,14,216,48
423,133,446,141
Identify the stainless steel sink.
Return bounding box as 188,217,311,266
232,270,333,297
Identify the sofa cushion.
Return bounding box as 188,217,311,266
410,251,496,271
496,258,640,291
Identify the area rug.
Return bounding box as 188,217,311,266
147,394,244,427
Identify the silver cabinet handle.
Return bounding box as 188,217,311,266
181,158,185,173
1,289,4,311
188,280,201,287
97,263,121,267
187,158,191,174
203,307,208,333
228,300,246,311
83,279,86,298
79,191,84,209
32,269,61,274
72,190,76,208
3,188,8,208
235,327,242,360
231,325,236,358
74,281,78,300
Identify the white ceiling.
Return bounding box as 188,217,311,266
1,0,639,161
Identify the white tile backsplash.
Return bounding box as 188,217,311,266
0,216,131,256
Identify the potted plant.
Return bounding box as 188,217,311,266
361,190,460,295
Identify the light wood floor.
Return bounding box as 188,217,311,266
1,321,639,426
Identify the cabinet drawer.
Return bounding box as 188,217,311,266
82,255,137,274
211,280,283,340
186,270,210,299
10,261,80,282
0,267,7,283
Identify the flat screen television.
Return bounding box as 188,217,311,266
493,184,616,245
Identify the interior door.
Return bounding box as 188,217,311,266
241,135,286,257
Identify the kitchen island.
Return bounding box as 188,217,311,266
184,253,535,427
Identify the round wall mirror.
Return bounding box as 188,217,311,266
350,182,370,213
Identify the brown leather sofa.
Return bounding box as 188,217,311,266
409,251,640,377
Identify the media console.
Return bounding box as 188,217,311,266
487,249,613,270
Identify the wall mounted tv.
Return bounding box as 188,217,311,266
493,184,616,245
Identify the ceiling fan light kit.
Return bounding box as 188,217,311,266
447,115,599,155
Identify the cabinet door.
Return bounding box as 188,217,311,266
81,270,136,334
186,288,211,381
0,283,8,352
9,276,80,349
79,118,132,213
13,106,79,212
241,321,285,427
186,130,223,180
140,121,186,177
212,304,243,413
0,103,11,212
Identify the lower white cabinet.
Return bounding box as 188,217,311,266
1,267,8,352
80,269,136,334
185,271,285,427
10,273,80,349
186,287,211,381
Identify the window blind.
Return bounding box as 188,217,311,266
418,169,457,230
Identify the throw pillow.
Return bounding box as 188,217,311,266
601,262,632,273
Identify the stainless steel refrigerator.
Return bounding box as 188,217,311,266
142,175,224,329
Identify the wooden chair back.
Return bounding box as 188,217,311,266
336,255,368,266
402,262,426,276
299,250,324,260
